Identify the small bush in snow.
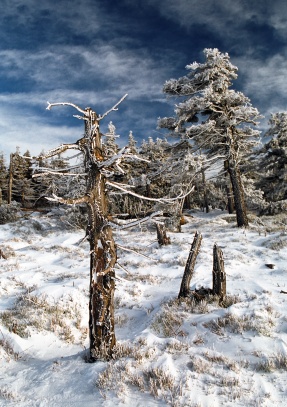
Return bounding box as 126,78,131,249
203,312,275,337
59,205,87,230
255,352,287,372
151,304,185,338
0,387,20,401
0,336,20,362
0,202,21,225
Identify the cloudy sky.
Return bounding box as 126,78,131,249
1,0,287,160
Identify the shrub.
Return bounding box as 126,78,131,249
0,202,21,225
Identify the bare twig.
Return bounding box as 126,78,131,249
117,244,156,261
109,210,163,229
98,94,128,120
107,180,194,203
33,170,85,178
115,262,132,275
45,193,88,205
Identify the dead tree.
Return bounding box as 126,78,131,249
34,97,193,361
34,98,130,361
178,231,202,298
212,244,226,300
156,222,171,246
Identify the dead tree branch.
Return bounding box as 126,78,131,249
46,101,87,115
98,94,128,120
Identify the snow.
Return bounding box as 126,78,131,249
0,209,287,406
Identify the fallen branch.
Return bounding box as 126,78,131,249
117,243,156,261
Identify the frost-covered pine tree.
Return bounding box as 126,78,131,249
0,153,8,204
127,131,137,155
257,112,287,204
104,121,119,158
159,48,261,227
8,148,36,207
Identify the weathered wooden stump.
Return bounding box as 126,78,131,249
156,223,171,246
178,231,202,298
212,244,226,300
0,249,7,260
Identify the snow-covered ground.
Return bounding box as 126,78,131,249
0,208,287,406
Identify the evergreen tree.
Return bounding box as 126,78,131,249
9,147,36,206
257,112,287,203
0,153,8,204
104,121,119,158
159,48,261,227
127,131,137,155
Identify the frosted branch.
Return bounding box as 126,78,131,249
107,181,194,203
45,193,88,205
116,262,132,275
117,244,156,261
37,143,80,159
109,210,163,229
98,94,128,120
46,101,87,116
33,170,85,178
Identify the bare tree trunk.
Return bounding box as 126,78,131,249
226,184,234,214
226,159,248,227
38,98,130,361
83,111,117,361
201,168,209,213
178,231,202,298
156,222,171,246
224,160,234,214
212,244,226,300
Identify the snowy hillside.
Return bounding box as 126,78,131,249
0,209,287,406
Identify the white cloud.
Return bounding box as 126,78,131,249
234,51,287,119
0,107,75,159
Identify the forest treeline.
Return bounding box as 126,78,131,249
0,48,286,223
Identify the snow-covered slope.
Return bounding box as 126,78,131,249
0,209,287,406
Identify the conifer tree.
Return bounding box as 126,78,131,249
159,48,261,227
0,153,8,204
257,112,287,203
127,131,137,155
8,148,36,206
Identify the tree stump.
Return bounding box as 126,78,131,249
178,231,202,298
0,249,7,260
212,244,226,300
156,223,171,246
